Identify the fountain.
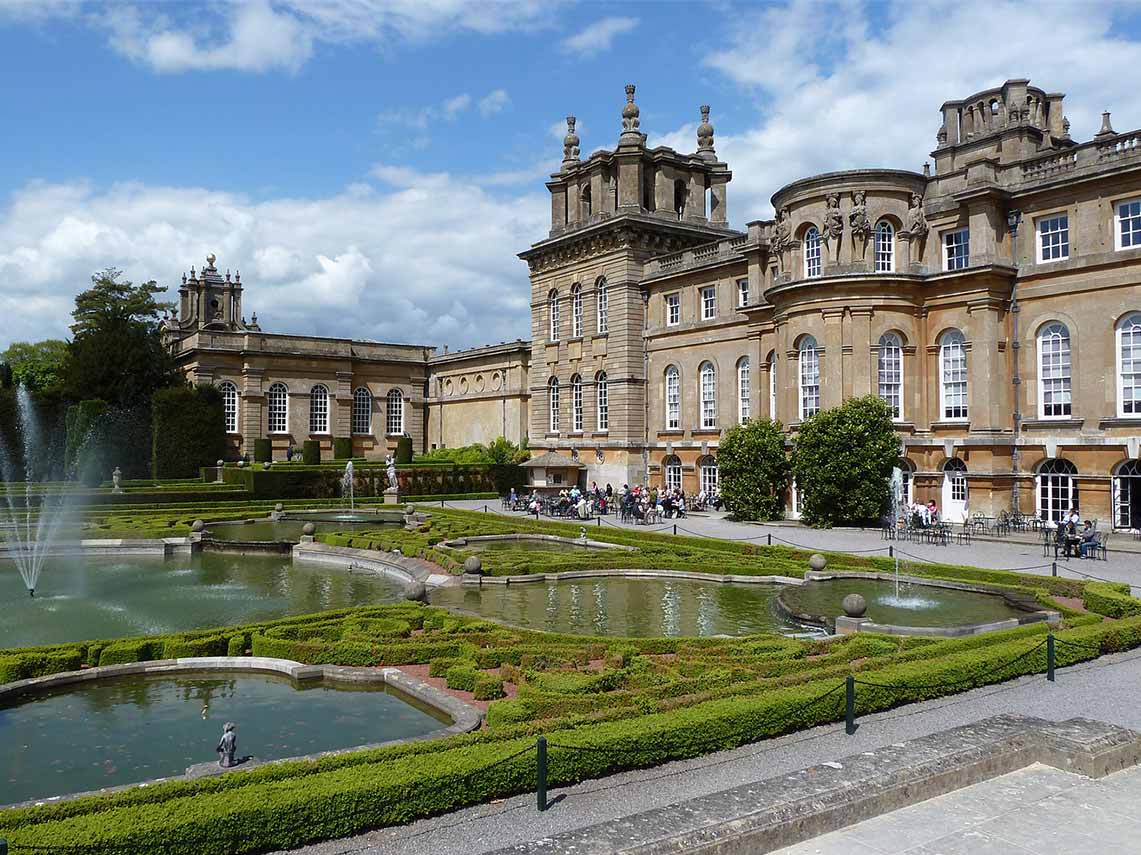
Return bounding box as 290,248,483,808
0,386,72,596
341,460,355,511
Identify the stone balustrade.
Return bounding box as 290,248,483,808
643,234,748,278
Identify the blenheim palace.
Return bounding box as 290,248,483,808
166,78,1141,529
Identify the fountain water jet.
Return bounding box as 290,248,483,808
341,460,355,511
0,386,72,595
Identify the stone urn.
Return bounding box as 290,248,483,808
842,593,867,618
808,553,827,572
191,519,205,533
463,555,483,576
302,522,316,536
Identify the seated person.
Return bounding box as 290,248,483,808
1078,521,1098,558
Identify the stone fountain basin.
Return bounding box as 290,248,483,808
776,571,1059,637
439,533,636,552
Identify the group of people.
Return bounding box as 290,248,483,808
1053,508,1101,559
508,481,725,522
908,500,941,528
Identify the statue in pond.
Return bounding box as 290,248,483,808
111,466,123,494
216,722,237,768
385,453,398,491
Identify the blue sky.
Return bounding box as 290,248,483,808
3,0,1141,352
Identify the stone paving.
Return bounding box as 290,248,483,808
773,763,1141,855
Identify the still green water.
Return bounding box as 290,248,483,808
429,577,819,637
0,672,447,805
778,578,1030,627
0,553,407,648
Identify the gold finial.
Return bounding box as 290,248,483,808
206,253,217,267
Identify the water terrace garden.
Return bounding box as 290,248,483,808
3,503,1141,852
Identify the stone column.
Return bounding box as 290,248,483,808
849,308,874,398
898,231,913,272
967,300,1005,431
821,309,845,410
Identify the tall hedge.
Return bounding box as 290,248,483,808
303,440,321,465
151,386,226,479
333,437,353,460
395,435,413,464
65,400,151,484
254,438,272,463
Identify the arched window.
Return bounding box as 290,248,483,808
1113,459,1141,530
352,387,372,435
878,332,903,420
548,290,560,341
798,336,820,420
267,382,288,434
737,357,750,423
874,220,894,272
663,454,682,491
1037,458,1078,525
571,284,583,338
309,384,329,434
596,280,608,334
386,388,404,435
1038,322,1072,419
596,371,609,431
699,361,717,429
767,351,777,419
219,381,238,434
581,184,592,218
698,454,719,496
665,365,680,430
897,459,915,507
1117,314,1141,416
674,179,688,220
804,227,822,278
941,457,968,522
939,330,968,421
548,377,560,433
571,374,583,432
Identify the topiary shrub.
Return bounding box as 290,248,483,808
717,418,790,521
395,435,413,464
473,674,506,700
227,634,247,656
445,663,479,692
254,438,272,463
303,440,321,465
333,437,353,460
151,385,226,479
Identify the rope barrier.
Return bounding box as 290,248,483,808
854,639,1048,691
1053,563,1141,591
1053,636,1105,654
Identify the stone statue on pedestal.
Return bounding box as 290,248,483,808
216,722,237,768
385,453,397,490
111,466,123,494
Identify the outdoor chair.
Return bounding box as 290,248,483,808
1096,531,1111,560
956,523,972,545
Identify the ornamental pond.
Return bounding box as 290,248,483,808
0,671,447,806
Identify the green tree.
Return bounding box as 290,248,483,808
717,418,790,521
1,340,69,393
64,268,180,407
791,396,901,527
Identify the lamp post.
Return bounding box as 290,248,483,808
1007,208,1024,514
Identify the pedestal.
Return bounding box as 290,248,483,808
383,488,401,505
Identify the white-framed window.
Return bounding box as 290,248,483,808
1037,214,1069,262
309,384,330,434
352,386,372,435
1117,199,1141,250
1117,313,1141,416
939,329,968,420
386,388,404,435
548,289,560,341
548,377,560,432
1038,322,1072,419
699,361,717,428
219,381,238,434
874,220,894,272
267,382,288,434
737,357,750,423
596,281,608,334
571,374,583,432
943,228,970,271
699,455,719,495
1036,458,1077,525
665,365,680,429
877,332,903,420
596,372,608,431
798,336,820,420
664,455,682,491
571,283,583,338
898,460,914,507
737,278,749,307
804,227,822,278
701,286,717,320
767,351,777,420
666,293,680,326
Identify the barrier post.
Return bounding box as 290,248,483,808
1052,561,1057,577
441,499,445,507
536,736,548,811
1,838,7,855
1047,634,1055,682
767,533,772,546
597,516,601,527
673,523,677,535
888,545,893,559
845,675,856,735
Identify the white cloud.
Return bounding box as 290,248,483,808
0,174,548,350
560,16,638,57
697,0,1141,222
478,89,511,117
441,94,472,119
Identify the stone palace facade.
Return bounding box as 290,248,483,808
169,78,1141,528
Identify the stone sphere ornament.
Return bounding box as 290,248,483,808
236,460,245,468
191,519,205,532
262,461,271,470
808,553,827,572
216,460,224,468
463,555,483,576
842,593,867,618
302,522,317,536
405,582,427,602
274,503,284,512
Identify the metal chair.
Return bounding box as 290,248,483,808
1096,531,1111,560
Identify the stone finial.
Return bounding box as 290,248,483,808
619,83,642,144
226,270,231,282
937,124,948,146
562,116,581,167
181,272,187,285
1062,116,1071,139
923,161,931,178
206,253,217,268
1095,111,1116,139
190,265,196,278
235,270,241,283
697,104,715,159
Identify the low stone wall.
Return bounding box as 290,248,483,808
0,537,193,559
465,568,805,586
440,533,636,552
